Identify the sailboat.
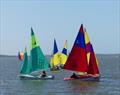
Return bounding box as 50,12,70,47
63,24,100,81
59,40,68,68
19,28,54,80
50,39,61,71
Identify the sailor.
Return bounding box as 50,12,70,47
70,73,78,79
41,71,47,77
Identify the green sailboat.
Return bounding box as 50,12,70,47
19,28,54,80
30,28,49,72
20,47,31,74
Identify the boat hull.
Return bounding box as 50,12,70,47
19,74,54,80
64,76,100,81
50,68,61,71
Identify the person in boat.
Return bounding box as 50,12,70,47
70,73,79,79
41,70,47,77
55,65,60,70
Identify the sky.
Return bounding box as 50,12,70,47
0,0,120,55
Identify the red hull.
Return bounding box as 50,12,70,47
64,75,100,81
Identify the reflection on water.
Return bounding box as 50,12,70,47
0,55,120,95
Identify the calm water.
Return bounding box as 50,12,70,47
0,55,120,95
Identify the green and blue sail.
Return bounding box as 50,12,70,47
20,28,49,74
30,28,49,72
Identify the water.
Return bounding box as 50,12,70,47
0,55,120,95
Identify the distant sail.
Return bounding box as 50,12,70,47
60,40,68,65
20,48,31,74
50,39,60,68
30,28,49,72
18,52,24,61
64,24,88,73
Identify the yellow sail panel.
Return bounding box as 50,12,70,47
87,53,90,64
84,29,91,65
84,31,90,44
64,40,67,49
60,53,67,65
75,71,87,75
95,55,99,66
50,53,60,66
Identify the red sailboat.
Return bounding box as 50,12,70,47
63,24,100,81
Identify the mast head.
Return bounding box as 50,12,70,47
53,38,58,54
79,24,84,33
25,47,27,52
31,27,34,35
84,28,86,32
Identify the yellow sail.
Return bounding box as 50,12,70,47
84,28,90,64
60,40,67,65
50,39,60,68
50,53,60,67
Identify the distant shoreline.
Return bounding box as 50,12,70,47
0,54,120,57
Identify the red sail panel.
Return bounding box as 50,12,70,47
64,24,88,73
86,42,91,53
87,45,99,75
64,45,88,72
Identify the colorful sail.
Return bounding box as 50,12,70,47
30,28,49,72
84,28,99,75
84,28,91,64
60,40,68,65
50,39,60,68
87,44,100,75
20,48,31,74
18,51,24,61
63,24,88,73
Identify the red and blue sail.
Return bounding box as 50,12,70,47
64,24,88,73
87,44,99,75
84,29,99,75
64,24,100,76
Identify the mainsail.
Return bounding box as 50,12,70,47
50,39,60,68
63,24,88,74
30,28,49,72
20,48,31,74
